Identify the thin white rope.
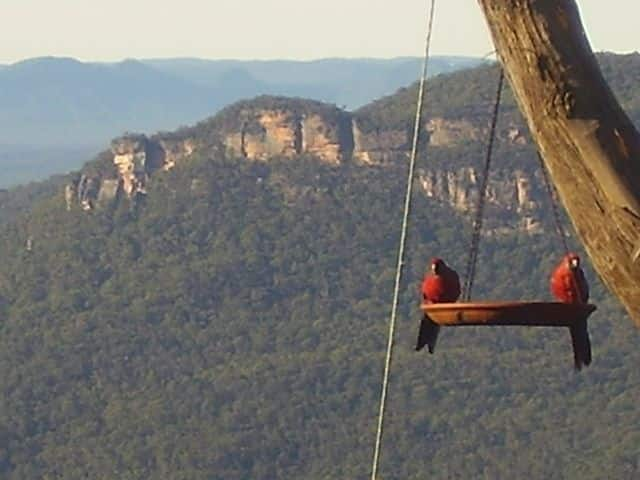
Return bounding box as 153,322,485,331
370,1,437,478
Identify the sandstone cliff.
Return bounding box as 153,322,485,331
216,98,354,164
64,96,546,233
418,167,542,233
65,134,196,210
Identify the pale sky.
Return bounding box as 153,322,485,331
0,0,637,64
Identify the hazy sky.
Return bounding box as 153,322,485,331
1,0,637,63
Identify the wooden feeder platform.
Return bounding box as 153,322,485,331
420,301,596,327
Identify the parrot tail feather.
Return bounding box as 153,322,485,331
416,314,440,354
569,319,592,371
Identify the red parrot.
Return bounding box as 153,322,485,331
421,258,461,303
551,253,589,303
417,258,461,354
550,253,592,370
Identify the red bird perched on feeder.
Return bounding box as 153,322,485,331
550,253,592,370
421,258,461,304
417,258,461,353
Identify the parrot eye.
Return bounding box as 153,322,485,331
432,260,443,274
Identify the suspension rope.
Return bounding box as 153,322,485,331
462,67,505,301
537,152,571,256
370,1,437,478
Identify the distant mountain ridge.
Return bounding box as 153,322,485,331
0,57,218,147
0,55,481,149
142,56,481,108
0,55,482,187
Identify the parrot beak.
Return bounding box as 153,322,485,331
570,257,579,269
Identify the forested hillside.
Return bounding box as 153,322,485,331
356,52,640,131
0,54,639,479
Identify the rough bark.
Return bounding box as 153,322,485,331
477,0,640,326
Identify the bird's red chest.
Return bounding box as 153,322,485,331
423,276,445,302
550,267,588,303
551,275,577,302
422,273,460,303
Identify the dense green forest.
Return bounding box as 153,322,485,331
0,55,639,479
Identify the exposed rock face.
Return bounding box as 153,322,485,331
160,139,196,171
111,135,195,197
97,179,120,206
65,174,101,211
64,97,540,233
225,111,298,160
112,136,152,197
424,118,530,148
418,168,543,233
64,184,75,211
351,117,528,164
426,118,485,147
302,114,352,164
352,122,409,165
419,167,480,211
223,109,353,164
66,135,196,210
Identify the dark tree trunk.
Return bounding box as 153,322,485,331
477,0,640,326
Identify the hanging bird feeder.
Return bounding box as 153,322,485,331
414,68,597,368
420,301,596,327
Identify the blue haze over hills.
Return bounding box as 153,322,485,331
0,56,480,187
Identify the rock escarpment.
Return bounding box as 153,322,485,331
64,95,545,233
216,98,354,164
65,134,196,210
418,167,542,233
112,135,196,196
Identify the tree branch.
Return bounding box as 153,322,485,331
477,0,640,325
